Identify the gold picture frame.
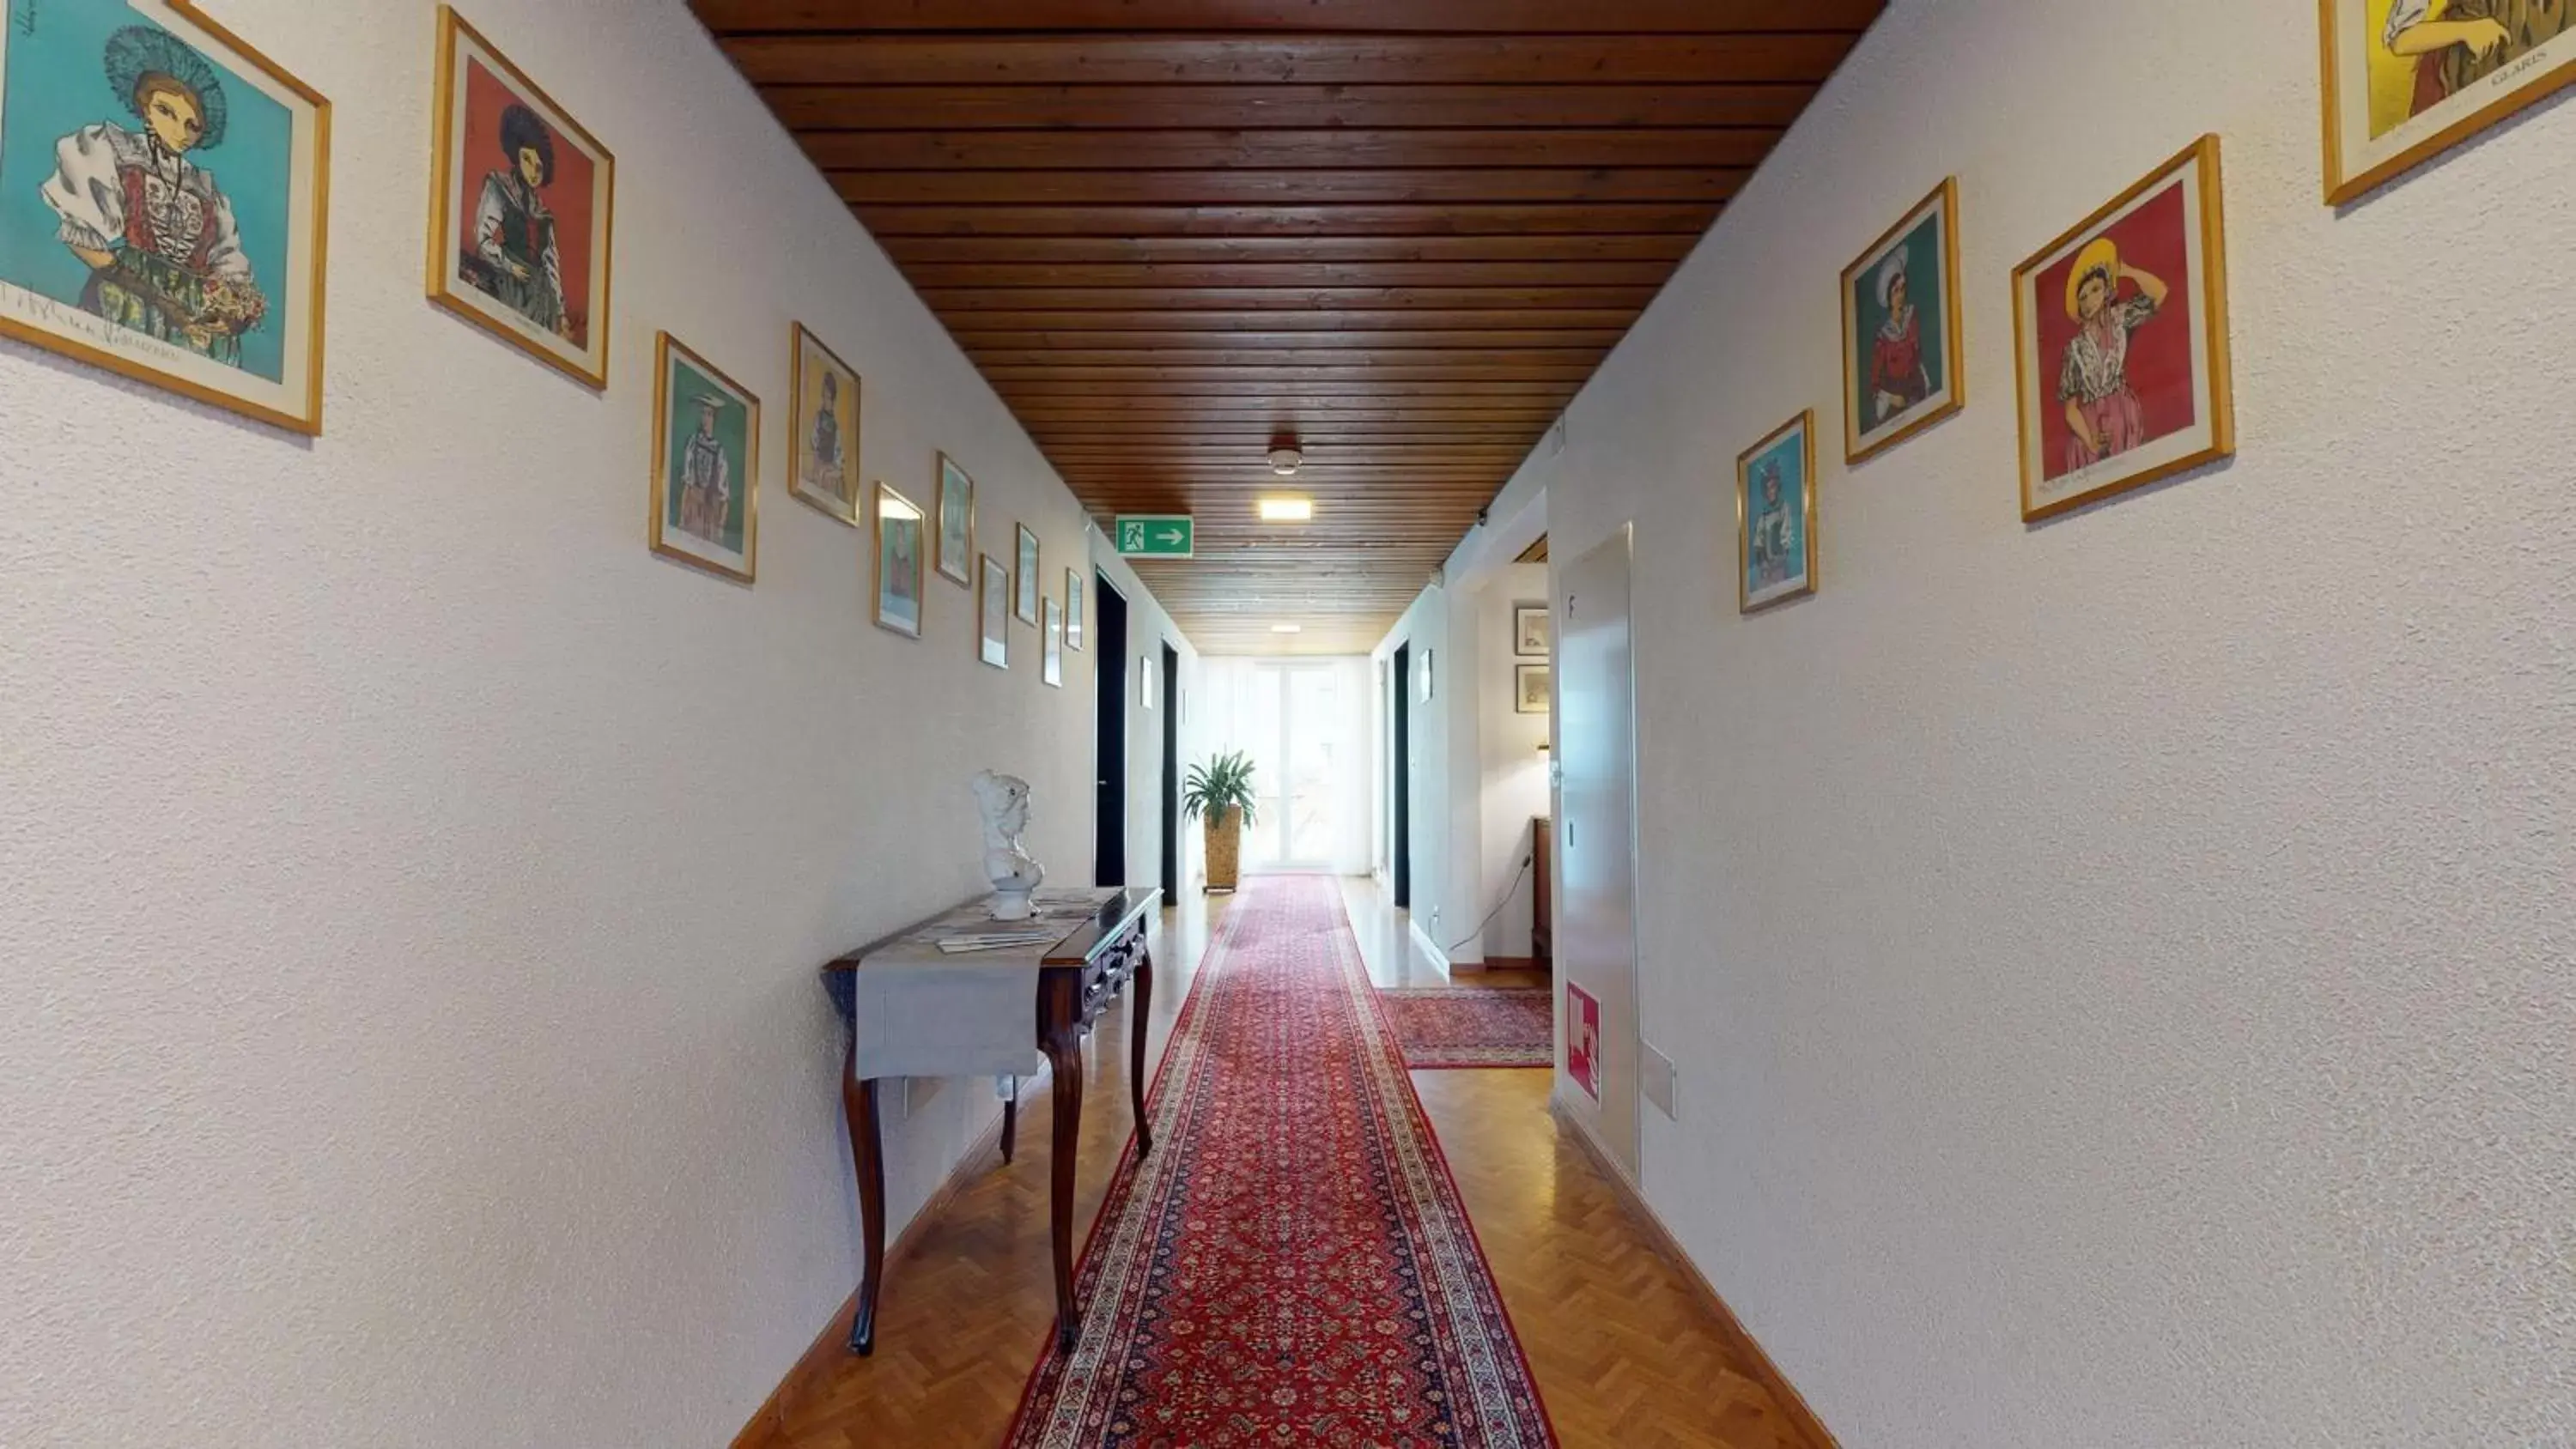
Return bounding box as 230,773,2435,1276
425,5,614,388
874,481,925,639
1042,597,1065,688
1014,524,1042,625
647,331,759,584
935,452,975,587
1065,567,1085,651
1735,409,1818,615
0,0,331,433
2321,0,2576,205
978,555,1010,669
1840,177,1965,464
2009,136,2233,524
787,323,862,525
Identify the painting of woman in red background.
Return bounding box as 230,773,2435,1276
2014,137,2233,522
427,7,616,388
2032,180,2191,482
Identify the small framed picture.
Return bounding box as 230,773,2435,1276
977,555,1008,669
1042,597,1064,688
1065,567,1085,651
1736,409,1816,614
1014,524,1041,625
1139,652,1155,709
935,453,974,587
1841,177,1964,464
1513,603,1550,657
873,481,923,639
1515,664,1551,714
0,0,332,433
2011,136,2233,523
428,4,612,390
788,324,861,525
1419,648,1436,704
648,331,758,584
2323,0,2576,204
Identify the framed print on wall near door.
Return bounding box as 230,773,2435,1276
1735,409,1817,614
978,554,1009,669
1515,664,1551,714
1514,603,1550,657
1065,567,1085,650
647,331,758,583
1014,524,1041,625
2323,0,2576,204
935,452,974,586
0,0,331,433
788,324,861,524
1841,177,1964,464
873,481,923,639
2011,136,2233,524
1042,597,1064,688
426,4,611,389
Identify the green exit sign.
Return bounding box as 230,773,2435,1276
1114,515,1194,558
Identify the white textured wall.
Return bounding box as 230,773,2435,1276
1474,0,2576,1441
1374,584,1475,960
0,1,1178,1443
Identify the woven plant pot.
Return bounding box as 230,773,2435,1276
1203,807,1242,893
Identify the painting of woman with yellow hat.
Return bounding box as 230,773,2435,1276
2012,137,2235,523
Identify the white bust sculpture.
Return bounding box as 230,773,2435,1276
970,770,1046,920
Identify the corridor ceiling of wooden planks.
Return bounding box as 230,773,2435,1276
694,0,1885,654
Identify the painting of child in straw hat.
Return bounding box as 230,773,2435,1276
2014,137,2233,522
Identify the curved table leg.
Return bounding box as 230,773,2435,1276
1129,949,1154,1158
1044,1033,1086,1353
841,1058,884,1356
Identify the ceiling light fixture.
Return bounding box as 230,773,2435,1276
1271,623,1304,634
1267,432,1303,476
1258,495,1313,523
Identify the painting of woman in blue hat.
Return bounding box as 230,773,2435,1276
39,24,268,367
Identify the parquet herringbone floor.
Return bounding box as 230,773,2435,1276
739,882,1825,1449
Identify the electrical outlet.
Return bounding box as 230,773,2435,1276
1642,1041,1678,1119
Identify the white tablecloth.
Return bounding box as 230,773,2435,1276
848,888,1121,1081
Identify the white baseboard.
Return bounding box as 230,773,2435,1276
1408,919,1452,973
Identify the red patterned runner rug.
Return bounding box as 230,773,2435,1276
1377,986,1554,1069
1002,875,1558,1448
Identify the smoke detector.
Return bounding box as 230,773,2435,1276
1267,433,1304,476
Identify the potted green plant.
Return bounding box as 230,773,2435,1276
1182,750,1260,894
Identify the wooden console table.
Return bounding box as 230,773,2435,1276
822,886,1162,1355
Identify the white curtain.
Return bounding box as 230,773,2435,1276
1197,656,1373,876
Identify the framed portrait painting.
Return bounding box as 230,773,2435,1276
2324,0,2576,204
0,0,330,433
648,332,758,583
789,324,861,524
935,452,974,586
1515,663,1551,715
1841,177,1964,464
426,5,611,388
1013,524,1041,625
873,481,923,639
1065,567,1085,650
978,555,1008,669
2011,136,2233,523
1042,597,1064,688
1735,410,1817,614
1513,603,1549,657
